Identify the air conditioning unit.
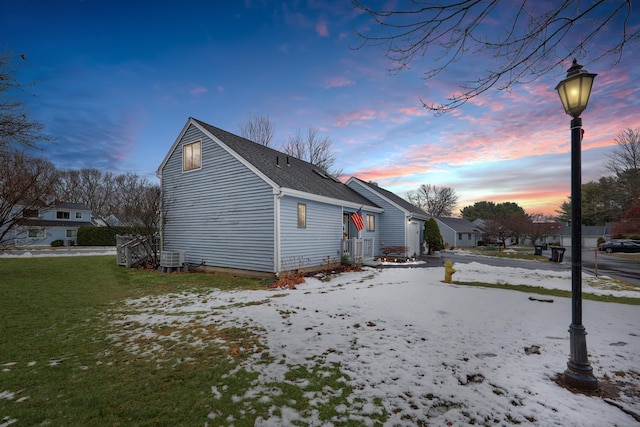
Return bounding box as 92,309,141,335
160,251,184,268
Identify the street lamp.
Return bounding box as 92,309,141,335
555,59,598,391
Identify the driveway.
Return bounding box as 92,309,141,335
382,248,640,287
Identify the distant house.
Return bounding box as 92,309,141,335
10,202,93,246
437,217,479,248
346,177,429,257
559,225,610,249
157,117,428,277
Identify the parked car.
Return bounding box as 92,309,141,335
598,240,640,253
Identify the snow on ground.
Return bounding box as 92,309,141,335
0,248,116,257
107,263,639,426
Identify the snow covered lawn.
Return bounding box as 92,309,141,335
104,262,639,426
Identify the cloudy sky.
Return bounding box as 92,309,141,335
3,0,639,216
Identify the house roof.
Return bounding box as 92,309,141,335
348,177,429,219
161,118,379,210
560,225,607,237
54,202,91,210
437,217,478,232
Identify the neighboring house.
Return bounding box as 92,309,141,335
157,117,385,278
10,202,93,246
346,177,429,257
559,225,609,249
437,217,479,248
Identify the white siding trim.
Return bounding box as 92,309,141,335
346,178,410,216
274,191,282,274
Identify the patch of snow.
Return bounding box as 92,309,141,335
108,264,640,425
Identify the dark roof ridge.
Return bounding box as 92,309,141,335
350,177,428,218
191,118,377,208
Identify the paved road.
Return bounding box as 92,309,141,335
397,248,640,287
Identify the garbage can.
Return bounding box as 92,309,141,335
534,245,544,256
550,247,566,262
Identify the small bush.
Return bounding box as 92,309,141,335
51,239,64,247
381,246,407,255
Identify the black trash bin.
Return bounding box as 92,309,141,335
550,247,566,262
534,245,544,256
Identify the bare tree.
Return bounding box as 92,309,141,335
523,213,562,246
0,50,58,246
0,50,51,150
116,179,162,267
605,127,640,203
55,168,116,218
0,151,59,247
406,184,459,217
354,1,639,114
282,126,342,177
238,112,275,146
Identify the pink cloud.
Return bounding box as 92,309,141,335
396,106,427,117
316,19,329,37
334,108,377,127
323,76,355,89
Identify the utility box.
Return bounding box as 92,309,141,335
160,251,184,268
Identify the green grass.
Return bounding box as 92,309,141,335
0,256,385,426
452,280,640,305
467,246,546,261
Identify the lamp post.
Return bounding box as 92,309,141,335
555,59,598,391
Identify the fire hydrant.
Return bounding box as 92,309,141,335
444,260,456,283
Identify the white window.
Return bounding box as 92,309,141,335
366,214,375,231
28,229,45,238
76,212,83,219
66,229,77,238
183,141,202,172
297,203,306,228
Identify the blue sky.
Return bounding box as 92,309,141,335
3,0,639,215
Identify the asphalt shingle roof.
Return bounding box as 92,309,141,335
349,177,429,218
192,118,377,208
437,217,478,232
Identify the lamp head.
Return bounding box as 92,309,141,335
555,59,597,118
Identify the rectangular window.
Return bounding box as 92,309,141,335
76,212,83,219
366,214,375,231
57,211,70,219
297,203,306,228
66,229,77,238
183,141,202,172
28,229,45,238
458,233,462,240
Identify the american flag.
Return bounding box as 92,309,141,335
350,208,364,232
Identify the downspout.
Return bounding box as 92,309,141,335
273,189,283,275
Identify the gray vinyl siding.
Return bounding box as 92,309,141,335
161,125,275,273
347,183,405,252
349,211,380,243
280,196,343,270
438,224,455,248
